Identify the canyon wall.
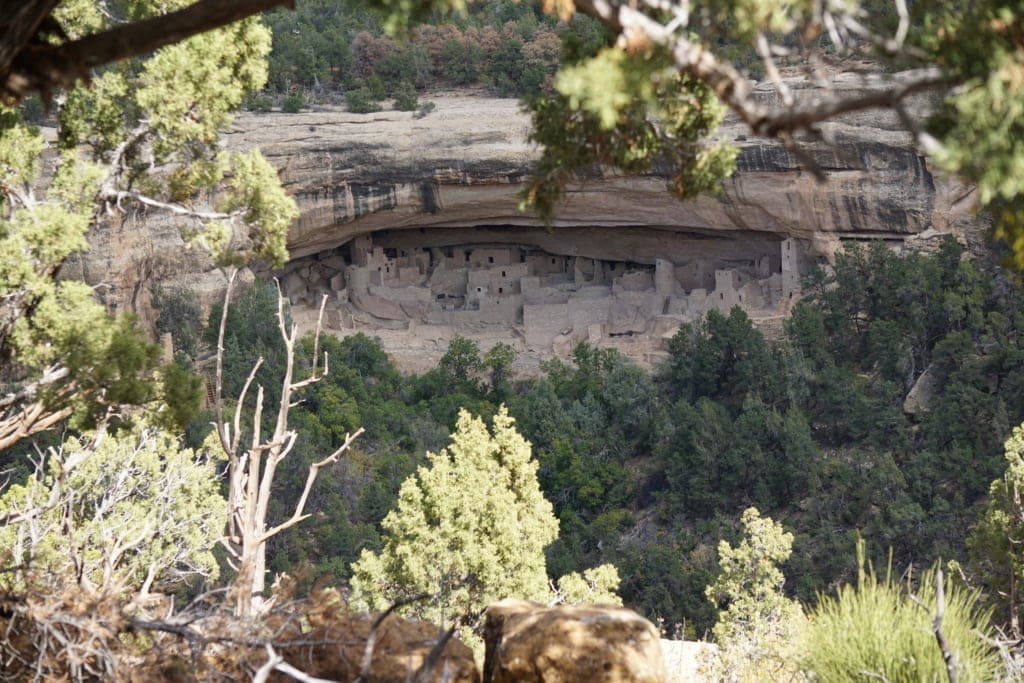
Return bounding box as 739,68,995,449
69,76,984,369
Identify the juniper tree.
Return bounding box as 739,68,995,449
0,2,296,448
350,406,620,634
970,422,1024,638
706,507,805,681
0,423,225,595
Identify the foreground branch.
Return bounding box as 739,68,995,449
1,0,295,103
572,0,950,155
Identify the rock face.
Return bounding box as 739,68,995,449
217,80,978,266
73,79,984,369
482,599,666,683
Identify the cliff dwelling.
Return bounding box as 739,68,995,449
276,226,814,373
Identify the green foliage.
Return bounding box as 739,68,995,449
706,508,805,681
153,359,204,433
555,564,622,605
803,544,1000,682
523,46,737,222
970,422,1024,635
281,92,305,113
440,39,482,86
152,284,203,359
204,282,288,418
346,86,384,113
349,408,560,629
374,46,432,93
220,150,298,267
392,80,419,111
0,424,225,593
439,336,483,391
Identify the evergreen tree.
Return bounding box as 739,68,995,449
970,422,1024,637
0,424,225,594
706,507,804,681
350,406,621,634
0,4,295,448
349,407,559,629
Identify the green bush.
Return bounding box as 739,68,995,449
366,73,387,101
246,94,273,113
440,39,481,86
487,39,526,97
345,87,382,114
373,46,431,94
803,546,1001,683
282,92,304,113
392,81,418,111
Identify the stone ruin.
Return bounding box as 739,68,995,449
274,230,809,372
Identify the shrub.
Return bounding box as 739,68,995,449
345,87,382,114
282,92,304,113
366,73,387,100
246,94,273,113
803,544,1001,682
392,80,419,111
374,46,431,94
487,39,526,96
440,39,482,86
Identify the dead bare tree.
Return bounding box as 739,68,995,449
213,269,363,618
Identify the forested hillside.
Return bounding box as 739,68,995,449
168,238,1024,637
255,0,606,104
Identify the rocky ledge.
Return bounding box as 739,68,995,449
70,79,983,367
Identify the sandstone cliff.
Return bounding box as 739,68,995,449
68,79,983,366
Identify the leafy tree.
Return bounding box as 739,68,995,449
0,424,225,595
705,507,804,681
350,407,619,635
483,341,516,400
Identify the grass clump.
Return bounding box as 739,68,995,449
803,543,1001,683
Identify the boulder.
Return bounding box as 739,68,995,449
483,599,666,683
608,298,648,335
351,291,406,321
903,364,938,414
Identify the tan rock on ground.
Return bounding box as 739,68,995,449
483,599,665,683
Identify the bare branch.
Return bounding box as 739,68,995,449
260,428,364,543
102,189,243,222
572,0,950,151
215,268,238,455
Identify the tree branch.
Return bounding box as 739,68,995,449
260,428,363,543
572,0,951,147
1,0,296,103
